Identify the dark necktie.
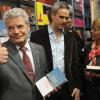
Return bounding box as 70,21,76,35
20,47,34,81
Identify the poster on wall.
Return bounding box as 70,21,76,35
73,0,84,28
90,0,96,22
0,20,7,36
74,18,84,28
37,0,54,6
36,2,44,25
36,2,49,25
0,5,11,19
73,0,83,16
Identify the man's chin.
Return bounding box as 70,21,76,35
11,40,26,46
59,27,64,30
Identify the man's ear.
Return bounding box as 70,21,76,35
51,14,55,20
27,24,30,32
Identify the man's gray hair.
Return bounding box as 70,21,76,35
51,1,70,15
3,8,29,24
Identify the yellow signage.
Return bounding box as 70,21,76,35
36,2,44,25
43,14,49,25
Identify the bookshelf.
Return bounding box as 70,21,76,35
84,0,91,30
0,0,56,41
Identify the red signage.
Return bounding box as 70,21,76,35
0,5,11,12
37,0,54,5
74,18,84,27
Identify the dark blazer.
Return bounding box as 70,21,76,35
30,26,81,93
0,40,47,100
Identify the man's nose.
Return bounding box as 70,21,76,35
14,27,20,34
62,18,67,22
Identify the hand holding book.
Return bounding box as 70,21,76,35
35,67,68,97
86,65,100,70
85,70,97,77
85,65,100,79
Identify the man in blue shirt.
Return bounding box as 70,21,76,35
30,1,81,100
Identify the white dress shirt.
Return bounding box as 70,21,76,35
16,41,35,73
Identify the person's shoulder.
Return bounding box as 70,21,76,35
64,30,75,40
29,42,46,58
2,40,12,47
31,25,48,34
64,30,73,36
29,42,44,50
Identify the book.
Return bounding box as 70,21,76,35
86,65,100,70
35,67,68,97
86,65,100,73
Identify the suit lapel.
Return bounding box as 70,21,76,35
64,31,72,57
4,41,33,84
42,28,53,71
64,31,73,73
29,43,39,83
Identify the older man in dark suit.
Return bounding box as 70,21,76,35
0,8,47,100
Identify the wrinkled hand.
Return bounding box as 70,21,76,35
0,43,8,64
71,88,80,100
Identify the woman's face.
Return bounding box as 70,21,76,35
91,22,100,41
91,19,100,41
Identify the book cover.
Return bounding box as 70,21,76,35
35,76,53,97
47,67,68,88
35,67,68,97
86,65,100,73
86,65,100,70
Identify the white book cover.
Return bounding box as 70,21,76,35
35,68,68,97
35,76,53,97
86,65,100,70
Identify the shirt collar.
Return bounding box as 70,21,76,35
16,40,31,51
48,24,64,35
48,24,54,35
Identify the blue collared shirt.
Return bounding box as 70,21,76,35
48,25,64,72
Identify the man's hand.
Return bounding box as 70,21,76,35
0,43,8,64
71,88,80,100
46,86,62,98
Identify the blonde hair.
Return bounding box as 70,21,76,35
92,18,100,28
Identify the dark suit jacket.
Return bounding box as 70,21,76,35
30,26,81,93
0,40,47,100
